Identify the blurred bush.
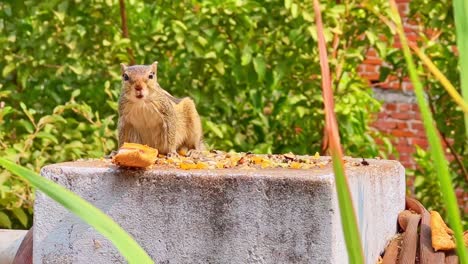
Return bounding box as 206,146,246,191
0,0,391,229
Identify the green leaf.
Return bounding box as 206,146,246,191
2,63,15,77
204,51,217,59
214,61,225,75
291,3,299,18
12,208,28,227
284,0,292,9
53,11,65,23
365,30,377,45
197,36,208,47
69,65,83,75
36,131,59,144
0,158,153,264
253,56,266,81
241,48,252,66
302,11,314,22
205,121,223,138
0,211,12,228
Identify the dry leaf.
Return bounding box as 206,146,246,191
430,210,455,251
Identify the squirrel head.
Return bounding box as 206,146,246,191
120,61,159,102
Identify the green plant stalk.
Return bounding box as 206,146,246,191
452,0,468,136
0,158,154,264
312,0,364,263
389,1,468,262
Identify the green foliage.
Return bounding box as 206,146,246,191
0,0,391,228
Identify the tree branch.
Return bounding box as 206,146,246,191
119,0,135,65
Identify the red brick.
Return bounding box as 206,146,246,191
363,58,382,65
387,75,400,82
377,112,388,119
396,122,408,129
391,112,413,120
392,130,415,137
379,121,398,129
411,104,420,111
386,81,401,89
358,65,366,73
398,103,413,112
365,65,379,73
415,129,427,137
399,154,413,162
412,138,429,148
397,138,411,146
366,49,377,57
361,72,379,80
386,103,397,111
410,121,424,131
402,81,414,90
396,145,414,154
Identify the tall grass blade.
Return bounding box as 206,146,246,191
312,0,365,263
388,1,468,262
0,158,154,264
452,0,468,136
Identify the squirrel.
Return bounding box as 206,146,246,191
117,61,204,155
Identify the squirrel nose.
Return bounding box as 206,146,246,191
135,85,143,91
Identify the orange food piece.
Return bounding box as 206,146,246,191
196,162,208,169
112,143,158,168
290,162,302,169
430,210,455,251
251,156,264,165
180,162,197,170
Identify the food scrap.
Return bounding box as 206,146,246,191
153,150,331,170
112,143,158,168
110,146,352,170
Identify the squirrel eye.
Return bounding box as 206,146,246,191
148,74,154,79
122,73,129,81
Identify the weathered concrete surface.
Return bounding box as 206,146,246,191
34,158,405,264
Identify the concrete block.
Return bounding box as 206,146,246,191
34,158,405,264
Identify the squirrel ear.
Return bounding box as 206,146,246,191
151,61,158,73
120,63,127,74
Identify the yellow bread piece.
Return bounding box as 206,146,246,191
112,142,158,168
